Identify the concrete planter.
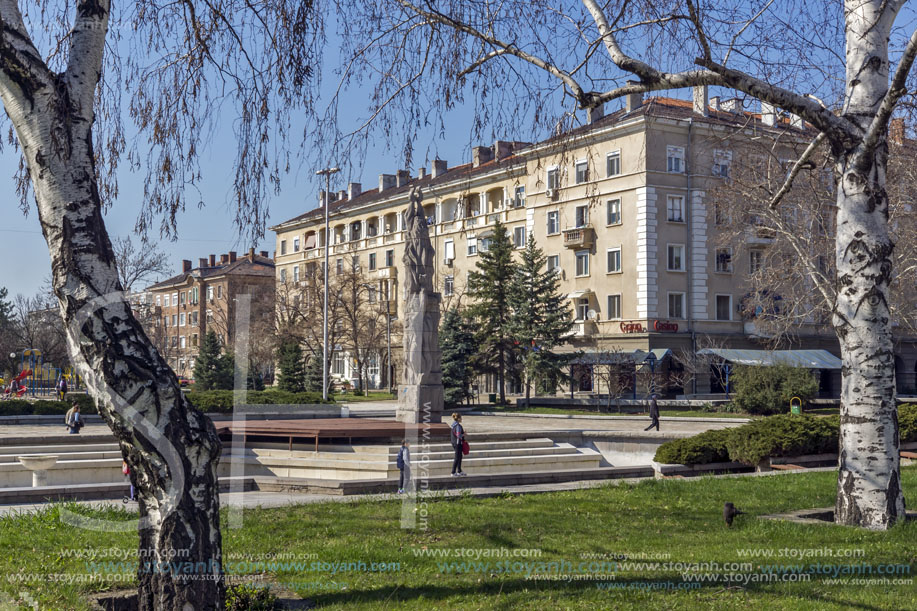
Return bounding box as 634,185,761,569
651,460,751,478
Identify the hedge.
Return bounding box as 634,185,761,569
654,405,917,466
0,393,97,417
185,390,334,413
729,364,819,415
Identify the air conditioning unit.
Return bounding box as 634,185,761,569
444,257,454,266
546,189,556,199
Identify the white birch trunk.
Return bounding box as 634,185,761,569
832,1,905,529
0,1,224,606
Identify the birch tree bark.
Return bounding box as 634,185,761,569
0,2,223,607
377,0,917,528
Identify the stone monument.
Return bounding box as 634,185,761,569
396,187,444,424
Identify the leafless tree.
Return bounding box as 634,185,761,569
335,0,917,529
113,235,170,292
588,342,632,413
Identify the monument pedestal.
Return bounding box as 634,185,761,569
397,384,444,424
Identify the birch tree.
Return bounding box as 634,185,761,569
342,0,916,529
0,1,322,607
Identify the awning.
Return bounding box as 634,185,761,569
567,289,595,299
697,349,842,370
304,233,316,249
570,348,672,366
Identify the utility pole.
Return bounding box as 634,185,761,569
315,167,339,401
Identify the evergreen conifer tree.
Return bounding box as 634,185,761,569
441,307,476,406
193,331,224,390
304,349,325,393
467,219,515,404
276,340,307,392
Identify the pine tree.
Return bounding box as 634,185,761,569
441,307,476,406
467,219,516,404
304,349,324,392
194,331,234,390
276,340,307,392
508,233,574,402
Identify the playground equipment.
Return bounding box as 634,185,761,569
3,350,82,399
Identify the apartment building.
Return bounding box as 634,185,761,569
272,88,917,396
146,249,275,378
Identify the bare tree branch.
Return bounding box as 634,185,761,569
769,133,827,209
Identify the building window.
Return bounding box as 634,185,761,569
547,211,560,235
293,265,300,283
606,199,621,225
547,167,559,191
280,268,287,282
712,149,732,178
217,286,222,299
171,314,177,326
750,250,763,273
714,203,729,226
336,258,343,275
667,146,685,173
514,185,525,207
155,295,161,307
716,295,732,321
606,248,622,273
667,244,685,271
332,352,345,376
281,240,287,255
444,240,454,262
180,336,186,349
667,195,685,222
547,255,560,274
385,249,394,267
480,237,493,252
206,309,213,323
179,292,186,305
576,298,589,321
444,275,454,296
607,294,622,319
368,287,377,303
468,238,478,256
575,159,588,184
668,292,685,319
352,255,360,271
575,250,590,277
606,151,621,177
192,334,198,347
293,237,300,252
164,294,170,307
172,292,178,305
191,311,198,326
575,205,589,228
191,287,198,304
715,248,733,273
163,316,168,327
179,313,186,326
368,253,377,271
207,286,214,301
171,336,178,348
513,226,527,249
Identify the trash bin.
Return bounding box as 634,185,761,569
790,397,802,415
488,393,496,403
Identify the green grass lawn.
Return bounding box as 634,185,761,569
2,467,915,609
479,405,751,418
337,391,396,402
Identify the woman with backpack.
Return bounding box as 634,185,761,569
64,403,82,434
450,413,467,476
396,440,411,493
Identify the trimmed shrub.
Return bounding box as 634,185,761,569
899,404,917,443
725,414,838,466
0,400,35,416
653,428,733,465
0,394,97,417
185,389,333,413
730,364,819,415
225,583,278,611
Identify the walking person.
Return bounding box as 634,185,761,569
57,376,68,402
397,440,411,493
65,403,82,434
122,461,136,502
643,394,660,431
450,412,467,476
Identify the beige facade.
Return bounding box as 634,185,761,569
271,93,915,395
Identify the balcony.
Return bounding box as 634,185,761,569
563,226,595,249
376,266,398,279
570,320,598,337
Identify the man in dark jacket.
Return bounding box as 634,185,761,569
644,394,660,431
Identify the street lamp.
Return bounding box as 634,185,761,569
316,166,340,401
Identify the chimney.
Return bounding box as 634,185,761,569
348,182,361,199
318,189,326,207
693,85,708,117
721,98,742,113
790,114,804,129
432,159,448,178
209,254,216,267
624,82,643,112
182,259,192,273
198,258,208,268
220,254,229,264
379,173,396,191
248,247,255,258
587,103,605,124
494,140,513,160
337,189,347,201
229,251,237,263
761,102,777,127
260,250,269,258
418,166,427,179
396,169,411,187
709,96,720,111
472,146,493,168
890,118,905,145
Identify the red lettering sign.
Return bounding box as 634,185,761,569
653,320,679,332
619,322,645,333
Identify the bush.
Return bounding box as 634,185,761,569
725,414,838,466
899,404,917,442
0,394,97,417
225,583,278,611
654,428,734,465
730,364,819,415
351,389,364,397
185,389,333,413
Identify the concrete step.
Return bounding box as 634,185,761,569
0,443,120,455
0,450,123,463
